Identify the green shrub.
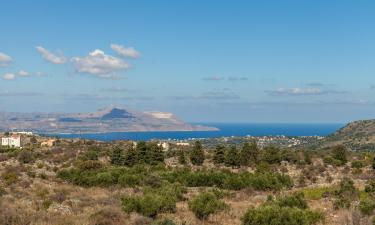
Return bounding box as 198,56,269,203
1,171,18,185
242,205,323,225
351,160,364,169
77,160,103,170
365,180,375,193
118,173,141,187
188,192,227,220
275,192,308,209
243,193,323,225
121,183,185,218
162,169,292,191
0,186,6,196
359,198,375,215
333,177,359,209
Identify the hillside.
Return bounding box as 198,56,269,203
312,120,375,151
0,106,218,134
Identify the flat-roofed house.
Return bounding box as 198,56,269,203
1,135,22,148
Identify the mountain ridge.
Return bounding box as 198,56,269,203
0,106,218,134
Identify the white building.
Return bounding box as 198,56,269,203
1,135,22,148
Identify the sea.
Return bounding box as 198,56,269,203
54,123,345,141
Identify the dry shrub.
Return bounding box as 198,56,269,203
0,202,32,225
89,207,127,225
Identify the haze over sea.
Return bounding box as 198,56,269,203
55,123,344,141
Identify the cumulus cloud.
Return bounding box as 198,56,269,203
71,49,130,78
202,76,225,81
227,77,248,82
110,44,140,58
100,87,129,92
17,70,29,77
172,89,240,100
202,76,248,82
265,87,347,96
0,52,13,67
36,46,67,64
2,73,16,80
0,91,43,97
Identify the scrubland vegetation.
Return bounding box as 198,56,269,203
2,138,375,224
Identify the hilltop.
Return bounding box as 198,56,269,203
309,119,375,151
0,106,218,134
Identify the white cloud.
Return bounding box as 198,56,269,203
2,73,16,80
110,44,140,58
71,49,130,78
17,70,29,77
265,87,347,96
0,52,13,67
36,46,67,64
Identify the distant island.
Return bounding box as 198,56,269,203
0,106,218,134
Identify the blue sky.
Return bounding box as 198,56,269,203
0,0,374,123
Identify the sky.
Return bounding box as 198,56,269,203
0,0,374,123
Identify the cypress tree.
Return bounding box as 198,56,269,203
213,145,226,164
190,141,205,166
110,146,125,165
124,146,138,166
178,150,186,165
225,146,240,168
136,141,149,164
240,141,259,166
148,142,164,164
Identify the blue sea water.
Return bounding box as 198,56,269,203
55,123,345,141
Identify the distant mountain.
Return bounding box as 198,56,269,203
0,106,218,134
308,120,375,151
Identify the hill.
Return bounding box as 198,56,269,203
0,106,218,134
310,119,375,151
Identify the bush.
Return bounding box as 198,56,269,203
333,177,358,209
17,150,34,163
359,198,375,215
151,219,177,225
242,205,323,225
118,173,141,187
365,180,375,193
77,160,103,170
89,207,126,225
242,193,323,225
1,171,18,185
351,160,364,169
122,183,185,218
275,192,308,209
162,169,293,191
188,192,227,220
331,145,347,166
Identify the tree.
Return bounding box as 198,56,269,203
332,145,347,165
225,146,240,168
136,141,149,164
178,150,186,165
124,146,138,166
190,141,205,166
110,147,125,165
240,141,259,166
213,145,226,164
148,142,164,165
261,146,281,164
